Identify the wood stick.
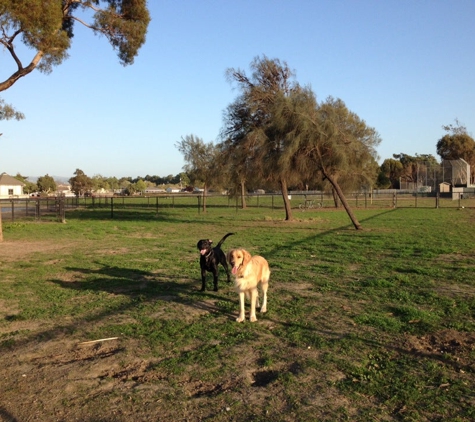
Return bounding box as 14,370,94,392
78,337,119,345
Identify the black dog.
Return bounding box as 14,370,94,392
197,232,234,291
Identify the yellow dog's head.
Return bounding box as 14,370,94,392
227,248,252,276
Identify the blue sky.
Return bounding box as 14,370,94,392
1,0,474,180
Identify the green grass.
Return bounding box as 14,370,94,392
1,206,475,421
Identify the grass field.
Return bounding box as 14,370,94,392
1,206,474,421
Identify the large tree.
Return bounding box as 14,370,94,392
282,92,380,230
221,56,302,221
0,1,150,241
218,95,265,209
0,1,150,93
313,97,380,208
0,0,150,118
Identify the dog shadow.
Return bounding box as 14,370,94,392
49,263,237,319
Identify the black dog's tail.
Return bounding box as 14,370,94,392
216,232,234,249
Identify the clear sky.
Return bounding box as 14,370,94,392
1,0,474,180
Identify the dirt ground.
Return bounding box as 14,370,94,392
1,240,475,421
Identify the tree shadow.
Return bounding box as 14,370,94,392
261,311,475,375
0,407,18,422
1,209,399,360
52,263,235,302
2,262,236,357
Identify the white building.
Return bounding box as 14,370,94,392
0,172,25,198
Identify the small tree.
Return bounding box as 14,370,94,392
69,169,93,197
37,174,57,194
379,159,404,189
92,175,110,192
14,174,37,194
135,179,147,194
175,135,220,212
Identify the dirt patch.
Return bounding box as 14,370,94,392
0,240,83,270
400,329,475,370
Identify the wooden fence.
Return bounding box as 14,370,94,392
0,191,473,222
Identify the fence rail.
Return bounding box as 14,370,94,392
0,191,472,221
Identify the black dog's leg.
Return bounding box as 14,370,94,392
201,268,207,291
218,253,232,283
223,261,231,283
212,268,219,291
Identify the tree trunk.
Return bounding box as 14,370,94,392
0,205,3,242
324,172,362,230
280,178,293,221
240,181,247,209
202,183,207,212
331,188,340,208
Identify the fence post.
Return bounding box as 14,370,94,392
436,193,439,209
35,198,40,220
111,197,114,218
57,195,66,223
10,200,14,222
156,196,159,214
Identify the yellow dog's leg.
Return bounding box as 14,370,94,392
236,291,246,322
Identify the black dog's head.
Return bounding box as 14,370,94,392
197,239,213,256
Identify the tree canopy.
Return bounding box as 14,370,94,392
219,55,381,228
37,174,57,194
0,0,150,115
175,135,220,211
69,169,93,197
220,56,304,220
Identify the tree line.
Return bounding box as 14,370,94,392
12,171,192,197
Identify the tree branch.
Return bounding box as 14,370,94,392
0,50,44,92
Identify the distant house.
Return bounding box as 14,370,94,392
56,183,74,197
0,172,25,198
166,187,180,193
145,187,166,194
439,182,451,193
